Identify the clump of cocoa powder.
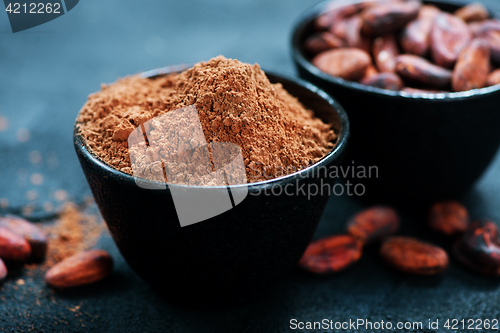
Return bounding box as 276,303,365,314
77,56,336,182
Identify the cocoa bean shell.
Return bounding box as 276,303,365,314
452,38,491,92
312,48,371,81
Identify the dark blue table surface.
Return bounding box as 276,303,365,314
1,0,500,332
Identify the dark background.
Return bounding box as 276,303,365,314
1,0,500,332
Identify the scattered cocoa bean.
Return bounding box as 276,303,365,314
380,237,449,275
0,216,47,260
304,32,345,56
361,0,422,36
0,258,7,283
454,3,489,23
486,68,500,86
452,38,491,91
299,235,362,274
428,201,469,236
347,206,399,243
430,13,472,68
373,34,399,73
454,239,500,276
419,4,442,19
400,5,440,56
395,54,452,88
312,48,371,81
330,18,349,40
469,19,500,37
362,0,404,10
45,249,113,288
0,227,31,262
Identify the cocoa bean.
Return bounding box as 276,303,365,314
482,30,500,63
345,15,371,53
428,201,469,236
0,258,6,283
314,2,363,31
430,13,472,68
360,72,403,90
486,68,500,86
330,18,349,40
304,32,345,56
45,250,113,288
454,220,500,276
0,216,47,260
401,87,444,94
360,63,379,81
0,227,31,262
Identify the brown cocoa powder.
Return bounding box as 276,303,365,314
76,56,336,183
41,202,105,268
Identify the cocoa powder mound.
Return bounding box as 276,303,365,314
77,56,336,182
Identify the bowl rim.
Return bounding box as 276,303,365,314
74,65,350,190
291,0,500,100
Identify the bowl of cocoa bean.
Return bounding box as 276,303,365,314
291,0,500,204
73,57,349,307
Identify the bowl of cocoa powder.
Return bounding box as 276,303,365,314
291,0,500,204
73,56,349,307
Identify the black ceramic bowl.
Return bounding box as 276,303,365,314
292,0,500,204
73,66,349,307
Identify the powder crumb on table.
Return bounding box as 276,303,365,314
41,202,106,268
77,56,337,183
